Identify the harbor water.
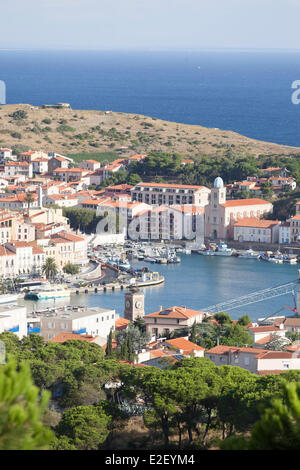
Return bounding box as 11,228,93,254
19,254,300,322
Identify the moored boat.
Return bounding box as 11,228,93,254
25,287,70,300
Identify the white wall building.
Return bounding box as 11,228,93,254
0,305,27,339
40,306,116,342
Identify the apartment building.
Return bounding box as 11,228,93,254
4,161,33,178
0,242,45,277
233,218,281,243
131,182,210,206
136,204,205,241
40,306,116,342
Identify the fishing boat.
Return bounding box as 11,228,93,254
283,256,297,264
25,287,70,300
213,243,234,256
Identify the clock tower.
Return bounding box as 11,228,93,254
124,289,145,322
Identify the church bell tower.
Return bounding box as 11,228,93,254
124,289,145,322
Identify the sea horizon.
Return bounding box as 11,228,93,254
1,49,300,147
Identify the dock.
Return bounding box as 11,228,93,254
68,276,165,295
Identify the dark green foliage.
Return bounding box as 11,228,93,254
55,405,111,450
63,263,80,275
62,207,103,233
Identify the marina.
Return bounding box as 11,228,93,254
16,251,299,322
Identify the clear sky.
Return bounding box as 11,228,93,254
1,0,300,50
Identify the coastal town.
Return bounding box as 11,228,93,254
1,128,300,451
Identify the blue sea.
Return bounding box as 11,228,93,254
1,49,300,147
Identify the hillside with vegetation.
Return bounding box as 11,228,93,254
1,104,300,161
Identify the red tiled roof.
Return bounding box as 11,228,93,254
146,306,205,320
165,337,204,352
220,198,272,208
206,345,268,355
234,218,280,229
249,325,285,333
256,351,300,359
254,335,273,345
115,318,130,329
50,333,98,343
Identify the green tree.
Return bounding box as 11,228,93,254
55,405,111,450
221,382,300,450
63,263,80,275
0,361,53,450
237,315,251,326
214,313,232,325
105,330,113,358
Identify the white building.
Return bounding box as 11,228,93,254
0,305,27,339
233,218,281,243
131,182,210,206
40,306,116,342
279,222,291,245
205,345,300,374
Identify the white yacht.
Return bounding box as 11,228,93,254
239,249,260,259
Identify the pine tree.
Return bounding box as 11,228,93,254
190,321,197,343
0,360,53,450
127,334,134,363
105,330,113,358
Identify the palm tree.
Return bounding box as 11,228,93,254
24,193,34,215
42,257,58,280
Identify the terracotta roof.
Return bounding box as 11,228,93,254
5,161,30,166
206,345,268,355
52,155,69,162
146,306,205,320
165,337,204,352
115,318,130,329
249,325,285,333
150,350,168,358
53,168,88,173
220,198,272,208
50,333,98,343
256,351,300,359
254,335,273,345
106,184,133,191
234,218,280,229
285,344,300,352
